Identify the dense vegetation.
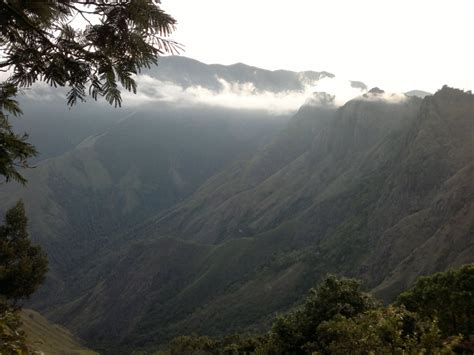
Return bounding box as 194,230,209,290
0,201,48,353
158,264,473,354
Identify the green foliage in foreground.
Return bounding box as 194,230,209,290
316,306,458,354
396,263,474,338
0,84,37,184
0,201,48,302
268,275,379,353
159,265,474,354
0,304,27,355
0,201,48,353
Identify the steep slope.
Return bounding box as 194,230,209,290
149,91,421,244
13,99,123,162
1,104,286,314
21,309,97,355
45,232,310,353
366,87,474,296
40,87,474,352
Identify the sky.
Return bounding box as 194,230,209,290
160,0,474,93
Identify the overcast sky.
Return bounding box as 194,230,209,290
161,0,474,93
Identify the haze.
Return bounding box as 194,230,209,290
161,0,474,93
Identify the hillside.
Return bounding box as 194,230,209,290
21,309,97,355
18,85,473,352
1,105,286,314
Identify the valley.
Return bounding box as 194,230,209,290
1,57,473,353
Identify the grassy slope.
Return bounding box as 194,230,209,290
21,309,98,355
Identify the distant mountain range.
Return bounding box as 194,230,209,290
2,56,471,353
143,56,335,93
405,89,432,98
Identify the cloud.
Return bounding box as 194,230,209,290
21,82,65,101
22,73,412,114
121,74,368,113
360,88,410,103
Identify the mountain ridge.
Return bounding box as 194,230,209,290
144,56,336,93
19,85,473,352
4,55,472,352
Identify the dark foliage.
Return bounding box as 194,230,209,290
268,275,379,353
0,201,48,352
0,83,37,184
160,269,474,354
0,200,48,303
397,263,474,338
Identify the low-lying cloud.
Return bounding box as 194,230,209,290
120,74,369,113
21,73,410,114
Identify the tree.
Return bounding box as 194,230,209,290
396,263,474,338
317,306,458,354
0,0,180,183
0,83,37,184
268,275,379,353
0,200,48,303
0,201,48,352
159,272,472,354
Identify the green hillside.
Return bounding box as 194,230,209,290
20,309,98,355
16,86,473,352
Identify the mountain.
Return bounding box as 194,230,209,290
4,55,472,352
2,105,286,309
14,84,472,353
144,56,335,93
13,92,128,162
405,90,432,98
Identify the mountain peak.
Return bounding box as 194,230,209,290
303,92,336,107
435,85,473,99
405,90,432,98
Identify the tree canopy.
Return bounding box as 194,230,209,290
159,269,474,354
397,263,474,338
0,83,36,184
0,201,48,352
0,200,48,303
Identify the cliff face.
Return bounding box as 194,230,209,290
149,92,423,245
367,87,474,297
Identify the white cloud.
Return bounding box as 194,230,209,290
19,72,414,114
161,0,474,93
121,74,368,113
